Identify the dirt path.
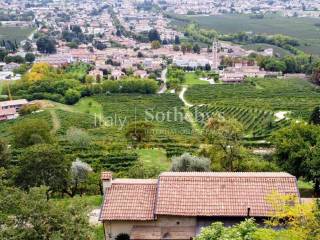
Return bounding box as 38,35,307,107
50,110,60,134
179,86,193,107
89,208,101,226
178,87,202,134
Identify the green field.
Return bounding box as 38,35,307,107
137,148,170,171
181,14,320,54
0,26,35,42
185,73,210,85
185,78,320,121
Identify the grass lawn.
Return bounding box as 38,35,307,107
0,26,35,42
185,73,210,86
137,148,171,171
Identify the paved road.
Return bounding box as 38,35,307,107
158,68,167,94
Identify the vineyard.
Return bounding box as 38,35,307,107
190,104,290,138
92,93,193,135
185,78,320,120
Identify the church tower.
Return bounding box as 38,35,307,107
212,39,219,70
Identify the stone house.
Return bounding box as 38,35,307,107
99,172,300,240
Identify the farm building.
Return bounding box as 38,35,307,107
100,172,300,240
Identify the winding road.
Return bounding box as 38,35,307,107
158,68,167,94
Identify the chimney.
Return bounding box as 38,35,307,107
101,171,112,195
247,207,251,217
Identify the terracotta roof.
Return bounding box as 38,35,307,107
0,99,28,108
100,180,157,221
155,172,299,217
100,172,300,221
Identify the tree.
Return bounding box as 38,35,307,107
25,52,35,62
151,40,161,49
204,115,244,171
310,106,320,125
12,119,53,148
36,37,56,54
18,104,40,116
93,40,107,50
148,29,161,42
15,144,70,194
66,127,91,148
22,41,33,52
4,55,25,64
65,159,93,197
174,35,180,45
173,45,180,51
125,121,154,146
0,49,8,61
171,153,210,172
284,55,298,73
196,197,320,240
0,186,93,239
0,140,10,168
271,123,320,196
193,44,201,54
64,89,81,104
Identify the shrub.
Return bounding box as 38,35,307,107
64,89,81,104
19,104,40,116
11,119,53,147
66,127,92,148
171,153,210,172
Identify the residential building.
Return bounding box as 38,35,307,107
0,108,18,121
0,99,28,111
100,172,300,240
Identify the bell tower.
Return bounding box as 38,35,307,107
212,39,219,70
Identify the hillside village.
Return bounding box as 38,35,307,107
0,0,320,240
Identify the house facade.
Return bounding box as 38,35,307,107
100,172,300,240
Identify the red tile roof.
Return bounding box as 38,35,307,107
155,172,299,217
100,172,299,221
100,180,157,221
